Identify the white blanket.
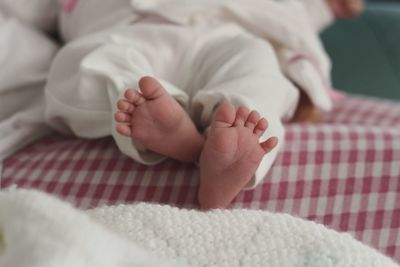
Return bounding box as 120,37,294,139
0,5,58,161
0,0,58,32
0,189,398,267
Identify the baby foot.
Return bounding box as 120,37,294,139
327,0,364,18
114,76,204,163
198,102,278,209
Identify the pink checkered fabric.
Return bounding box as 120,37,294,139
1,95,400,262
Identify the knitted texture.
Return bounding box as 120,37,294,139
0,189,398,267
0,189,182,267
90,204,399,267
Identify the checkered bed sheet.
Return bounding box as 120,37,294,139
1,95,400,262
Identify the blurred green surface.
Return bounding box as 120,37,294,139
321,2,400,100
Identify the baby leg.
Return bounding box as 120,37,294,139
115,76,204,163
189,30,300,209
198,102,278,209
46,24,204,165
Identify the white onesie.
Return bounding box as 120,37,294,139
45,0,335,188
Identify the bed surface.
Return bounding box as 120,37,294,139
1,95,400,262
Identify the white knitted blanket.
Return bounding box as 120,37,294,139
0,189,398,267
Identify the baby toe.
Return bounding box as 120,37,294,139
245,110,260,130
254,118,268,137
117,100,134,113
233,106,250,127
211,102,236,128
261,136,279,153
114,111,132,123
116,124,132,137
124,89,145,105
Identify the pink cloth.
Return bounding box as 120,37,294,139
63,0,79,13
2,95,400,262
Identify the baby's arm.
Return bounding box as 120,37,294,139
298,0,364,33
327,0,364,19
